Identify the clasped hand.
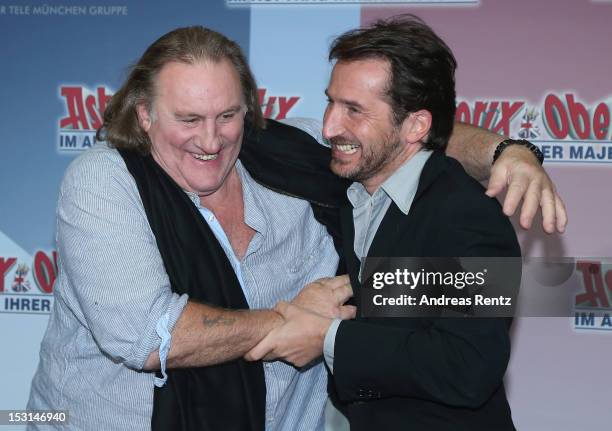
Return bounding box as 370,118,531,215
244,275,356,367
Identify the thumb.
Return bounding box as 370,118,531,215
245,333,276,361
339,305,357,320
486,164,509,197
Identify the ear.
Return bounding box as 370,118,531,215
399,109,432,145
136,103,153,132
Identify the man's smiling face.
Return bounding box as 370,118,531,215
138,59,246,197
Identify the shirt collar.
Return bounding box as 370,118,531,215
382,150,432,215
346,182,384,209
185,190,200,208
346,149,432,215
235,159,268,236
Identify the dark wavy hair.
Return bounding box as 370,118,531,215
329,14,456,151
96,26,264,153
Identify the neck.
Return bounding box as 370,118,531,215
200,166,242,211
199,166,254,260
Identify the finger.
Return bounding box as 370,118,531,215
485,164,508,198
539,187,556,234
333,284,353,304
554,192,568,233
518,180,541,230
339,305,357,320
262,352,278,361
245,334,276,362
502,174,530,218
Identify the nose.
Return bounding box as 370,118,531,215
194,118,222,153
322,104,345,140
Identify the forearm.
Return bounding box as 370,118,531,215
144,301,282,369
446,122,504,181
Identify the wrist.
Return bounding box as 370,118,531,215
271,309,284,328
258,308,283,331
493,138,544,165
318,316,333,341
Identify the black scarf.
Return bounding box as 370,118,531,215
119,119,348,430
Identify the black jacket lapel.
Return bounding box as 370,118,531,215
340,204,361,307
367,150,448,259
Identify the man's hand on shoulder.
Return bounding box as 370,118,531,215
486,145,568,234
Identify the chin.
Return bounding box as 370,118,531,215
331,161,356,179
185,178,221,196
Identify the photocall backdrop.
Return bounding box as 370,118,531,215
1,0,610,429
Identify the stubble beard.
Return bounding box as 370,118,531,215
330,131,402,183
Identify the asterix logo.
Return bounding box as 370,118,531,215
518,109,540,139
574,261,612,332
258,88,300,120
11,264,31,292
456,93,612,163
57,85,112,152
56,85,301,152
0,252,57,315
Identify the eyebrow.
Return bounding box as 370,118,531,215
219,105,244,114
324,89,365,111
174,112,199,119
174,105,244,118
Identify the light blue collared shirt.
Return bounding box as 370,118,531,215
324,150,432,372
189,160,339,431
28,143,338,431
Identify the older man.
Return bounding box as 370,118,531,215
29,26,562,430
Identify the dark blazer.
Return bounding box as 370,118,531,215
330,150,520,431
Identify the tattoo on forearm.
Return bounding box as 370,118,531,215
202,314,236,327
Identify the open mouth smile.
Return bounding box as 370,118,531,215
192,153,219,161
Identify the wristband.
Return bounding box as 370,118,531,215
493,139,544,165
